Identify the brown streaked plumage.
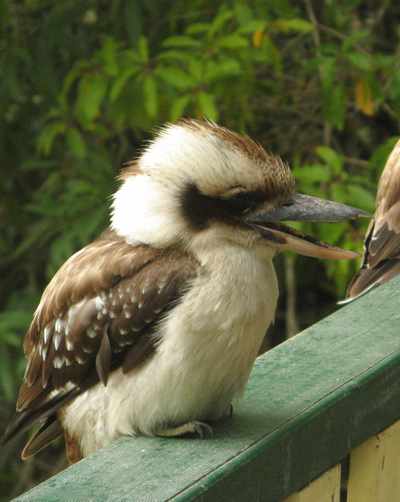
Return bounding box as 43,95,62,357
4,229,198,458
346,139,400,299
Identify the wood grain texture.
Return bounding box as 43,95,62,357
347,420,400,502
284,464,340,502
12,276,400,502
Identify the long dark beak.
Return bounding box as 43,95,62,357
245,193,370,259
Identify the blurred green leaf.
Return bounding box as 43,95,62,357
143,76,158,118
209,8,233,36
163,35,201,48
316,146,343,174
293,164,331,184
197,92,218,120
37,121,66,155
66,128,87,159
323,84,346,130
346,184,375,211
109,67,138,102
271,19,313,33
347,52,373,71
237,20,266,34
157,50,194,63
186,22,210,35
370,137,399,173
170,95,191,121
205,59,241,82
217,34,248,49
188,59,203,80
100,36,119,76
138,36,149,61
157,67,194,90
75,73,108,125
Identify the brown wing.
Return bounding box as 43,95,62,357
347,140,400,298
3,230,198,456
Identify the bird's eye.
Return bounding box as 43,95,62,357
229,192,256,210
223,190,265,214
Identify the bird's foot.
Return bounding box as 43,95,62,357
156,420,213,439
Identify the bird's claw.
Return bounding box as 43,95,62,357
191,421,213,438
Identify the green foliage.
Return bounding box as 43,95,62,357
1,0,400,497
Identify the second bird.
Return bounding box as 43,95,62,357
346,139,400,300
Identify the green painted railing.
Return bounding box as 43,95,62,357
13,276,400,502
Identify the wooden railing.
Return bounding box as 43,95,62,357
13,276,400,502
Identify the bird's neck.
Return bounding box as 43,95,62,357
189,236,278,328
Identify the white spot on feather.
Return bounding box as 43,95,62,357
55,319,64,333
76,355,86,365
87,328,97,339
53,332,62,351
53,356,64,369
158,283,167,294
95,296,104,311
43,326,51,344
66,338,74,351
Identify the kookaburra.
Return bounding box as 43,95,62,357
4,120,366,463
346,139,400,300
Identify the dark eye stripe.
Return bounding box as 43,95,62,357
181,183,266,230
222,191,266,213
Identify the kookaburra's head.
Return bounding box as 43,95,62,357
112,120,365,258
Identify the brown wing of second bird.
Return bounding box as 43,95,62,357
346,139,400,300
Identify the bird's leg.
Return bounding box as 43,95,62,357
155,421,213,439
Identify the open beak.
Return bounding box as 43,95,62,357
245,193,370,259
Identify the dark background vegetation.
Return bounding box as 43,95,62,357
1,0,399,498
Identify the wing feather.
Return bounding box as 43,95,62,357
21,416,63,460
95,331,112,386
4,230,198,455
